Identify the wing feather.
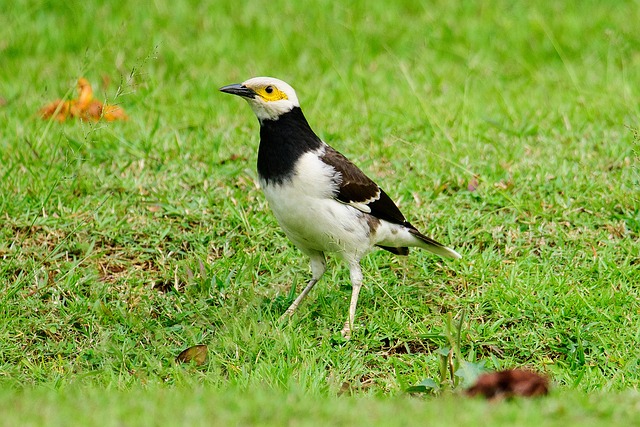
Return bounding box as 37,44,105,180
320,146,409,226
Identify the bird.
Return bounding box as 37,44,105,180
220,77,461,339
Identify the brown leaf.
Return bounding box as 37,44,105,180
176,345,208,366
74,78,93,111
40,77,128,122
467,175,480,192
337,381,352,396
39,99,71,122
102,104,128,121
466,369,549,399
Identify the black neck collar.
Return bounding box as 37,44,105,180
257,107,322,185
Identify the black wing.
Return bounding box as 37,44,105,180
320,146,410,226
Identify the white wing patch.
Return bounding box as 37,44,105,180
343,189,381,213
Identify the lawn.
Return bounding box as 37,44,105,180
1,0,639,425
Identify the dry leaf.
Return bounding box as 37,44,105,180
101,103,128,121
467,175,480,192
466,369,549,399
176,344,208,366
40,77,128,122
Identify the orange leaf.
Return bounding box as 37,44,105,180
102,104,128,121
76,78,93,109
40,77,127,122
40,99,71,121
83,100,104,121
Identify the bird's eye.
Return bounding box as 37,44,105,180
265,86,274,94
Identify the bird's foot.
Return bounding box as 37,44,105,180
278,305,297,322
340,321,352,340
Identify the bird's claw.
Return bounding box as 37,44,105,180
340,322,352,340
278,308,295,322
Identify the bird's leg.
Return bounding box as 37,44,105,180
280,252,326,319
341,261,363,340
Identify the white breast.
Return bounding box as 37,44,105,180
260,149,373,259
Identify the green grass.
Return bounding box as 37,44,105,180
1,0,639,424
1,387,639,427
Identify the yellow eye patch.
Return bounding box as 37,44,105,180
255,85,288,102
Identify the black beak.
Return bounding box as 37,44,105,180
219,83,257,99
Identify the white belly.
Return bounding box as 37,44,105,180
260,151,374,258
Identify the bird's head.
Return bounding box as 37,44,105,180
220,77,300,122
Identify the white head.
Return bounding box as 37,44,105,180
220,77,300,122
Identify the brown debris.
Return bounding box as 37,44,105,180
466,369,549,399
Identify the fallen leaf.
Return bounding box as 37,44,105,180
467,175,480,192
40,77,128,122
176,344,208,366
466,369,549,399
102,103,128,121
337,381,352,396
39,98,70,122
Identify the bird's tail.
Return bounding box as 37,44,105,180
409,229,462,259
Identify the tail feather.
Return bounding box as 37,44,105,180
408,228,462,259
